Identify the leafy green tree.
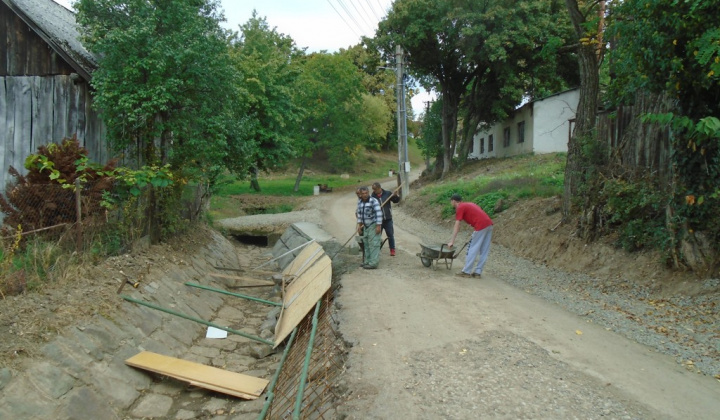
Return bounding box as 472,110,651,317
358,93,393,151
292,52,365,189
560,0,605,219
456,0,576,159
341,43,401,150
606,0,720,265
75,0,240,180
607,0,719,120
229,12,305,190
377,0,575,176
418,99,444,174
376,0,474,177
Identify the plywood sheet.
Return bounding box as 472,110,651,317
126,351,268,399
274,254,332,347
281,241,325,279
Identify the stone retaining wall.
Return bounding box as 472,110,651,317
0,230,280,420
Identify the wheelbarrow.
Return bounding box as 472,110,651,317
416,242,468,270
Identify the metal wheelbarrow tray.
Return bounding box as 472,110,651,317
416,242,468,270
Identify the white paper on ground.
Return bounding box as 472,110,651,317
206,326,228,339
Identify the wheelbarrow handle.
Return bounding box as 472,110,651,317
452,241,469,257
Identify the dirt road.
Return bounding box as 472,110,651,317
320,182,720,419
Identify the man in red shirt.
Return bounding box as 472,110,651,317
447,194,493,278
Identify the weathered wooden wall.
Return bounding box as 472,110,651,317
1,1,108,195
1,75,108,191
596,92,673,181
0,1,76,77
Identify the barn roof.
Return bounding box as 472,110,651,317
3,0,97,80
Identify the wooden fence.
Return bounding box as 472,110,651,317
596,93,674,181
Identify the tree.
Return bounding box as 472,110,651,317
377,0,477,177
605,0,720,271
358,93,393,151
561,0,605,219
418,99,444,174
229,11,305,190
341,43,398,150
456,0,577,160
377,0,576,176
292,52,365,190
75,0,240,180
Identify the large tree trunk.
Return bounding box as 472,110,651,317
562,0,600,221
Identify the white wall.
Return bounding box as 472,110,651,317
531,89,579,154
469,88,578,160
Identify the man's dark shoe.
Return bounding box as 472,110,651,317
363,265,377,269
455,271,472,278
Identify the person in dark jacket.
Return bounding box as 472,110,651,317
371,182,401,256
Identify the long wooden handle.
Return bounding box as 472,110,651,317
380,182,404,207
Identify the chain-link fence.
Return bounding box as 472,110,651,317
262,291,347,420
0,180,207,296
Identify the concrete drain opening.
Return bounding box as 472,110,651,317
233,234,270,247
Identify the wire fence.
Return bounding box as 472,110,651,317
263,291,346,420
0,179,207,295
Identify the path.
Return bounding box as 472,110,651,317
320,178,720,419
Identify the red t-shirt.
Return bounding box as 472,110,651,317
456,202,493,231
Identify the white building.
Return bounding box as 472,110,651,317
468,88,579,159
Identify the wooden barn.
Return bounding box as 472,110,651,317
1,0,108,192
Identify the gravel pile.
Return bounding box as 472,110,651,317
394,208,720,379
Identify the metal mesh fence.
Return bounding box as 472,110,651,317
0,181,207,296
0,181,206,247
264,291,346,420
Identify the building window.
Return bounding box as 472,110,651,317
517,121,525,143
489,135,494,152
480,138,485,154
470,139,474,154
503,127,510,147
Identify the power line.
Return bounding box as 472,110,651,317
376,0,388,16
325,0,362,38
339,0,375,34
364,0,382,21
334,0,368,35
355,0,379,30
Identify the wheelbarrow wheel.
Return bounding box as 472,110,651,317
420,257,432,267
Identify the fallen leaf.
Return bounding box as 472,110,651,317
575,330,583,335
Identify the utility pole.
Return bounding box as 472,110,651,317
395,45,410,198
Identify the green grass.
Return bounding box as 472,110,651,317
428,153,566,218
210,148,424,217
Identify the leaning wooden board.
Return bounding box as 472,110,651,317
125,351,268,399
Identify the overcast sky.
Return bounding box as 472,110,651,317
53,0,433,115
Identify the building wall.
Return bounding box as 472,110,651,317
531,89,579,154
470,89,578,160
0,1,76,76
1,1,107,194
0,75,107,190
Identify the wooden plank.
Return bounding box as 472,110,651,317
33,76,54,148
209,272,274,285
125,351,268,399
274,254,331,347
0,77,8,191
281,241,325,279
